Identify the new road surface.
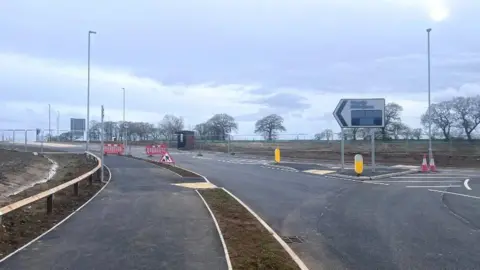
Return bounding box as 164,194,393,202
0,146,227,270
13,143,480,269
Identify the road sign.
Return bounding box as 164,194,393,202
333,98,385,128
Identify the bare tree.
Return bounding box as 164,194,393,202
451,96,480,141
344,128,362,140
383,102,403,140
421,100,456,140
411,128,423,140
254,114,286,140
159,114,184,140
315,129,334,141
206,113,238,140
389,122,409,140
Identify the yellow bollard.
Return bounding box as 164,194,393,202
354,154,363,176
274,147,281,163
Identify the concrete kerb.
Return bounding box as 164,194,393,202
0,164,112,264
328,168,418,180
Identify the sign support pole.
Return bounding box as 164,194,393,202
371,129,376,173
340,128,345,172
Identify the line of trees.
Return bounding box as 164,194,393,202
52,95,480,142
316,96,480,141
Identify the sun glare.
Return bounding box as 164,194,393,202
429,5,449,21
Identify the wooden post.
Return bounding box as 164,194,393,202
74,183,79,196
88,174,93,185
47,195,53,214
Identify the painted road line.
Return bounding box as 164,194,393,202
391,176,469,179
406,185,462,188
367,180,462,183
334,178,390,186
428,189,480,200
303,169,336,175
464,179,472,190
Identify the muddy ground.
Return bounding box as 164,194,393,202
0,153,104,259
201,142,480,167
0,149,52,203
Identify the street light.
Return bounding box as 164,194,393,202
57,111,60,136
48,104,51,142
86,30,97,151
426,28,433,163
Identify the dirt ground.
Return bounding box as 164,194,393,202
201,141,480,167
0,149,52,202
200,188,299,270
0,153,104,259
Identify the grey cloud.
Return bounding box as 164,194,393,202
245,93,310,110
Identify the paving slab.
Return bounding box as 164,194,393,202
0,155,227,270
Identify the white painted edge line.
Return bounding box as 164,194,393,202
331,177,390,185
428,189,480,200
0,163,112,264
195,189,233,270
392,176,470,179
464,179,472,190
367,180,462,183
406,185,462,188
221,187,310,270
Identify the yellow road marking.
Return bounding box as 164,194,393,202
303,169,335,175
173,182,217,189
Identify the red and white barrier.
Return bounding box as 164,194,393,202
104,144,124,155
146,144,167,157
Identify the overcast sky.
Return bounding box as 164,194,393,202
1,0,479,139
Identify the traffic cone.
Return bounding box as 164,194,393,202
429,156,436,172
421,154,429,172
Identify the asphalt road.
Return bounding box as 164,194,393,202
15,143,480,270
157,150,480,270
1,145,227,270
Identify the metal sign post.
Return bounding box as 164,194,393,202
371,129,376,173
340,128,345,171
333,98,385,173
100,106,105,183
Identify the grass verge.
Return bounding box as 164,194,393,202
126,155,199,177
0,154,107,259
199,188,300,270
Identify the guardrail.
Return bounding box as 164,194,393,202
0,151,102,224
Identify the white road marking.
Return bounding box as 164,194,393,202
368,180,462,183
428,189,480,200
464,179,472,190
392,176,469,179
335,179,390,185
406,185,462,188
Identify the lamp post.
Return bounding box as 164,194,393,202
57,111,60,136
426,28,433,163
86,30,97,151
48,104,51,142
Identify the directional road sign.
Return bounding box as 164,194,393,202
333,98,385,128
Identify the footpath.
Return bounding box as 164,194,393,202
0,155,227,270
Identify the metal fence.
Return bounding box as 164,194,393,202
2,129,479,157
193,134,480,156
